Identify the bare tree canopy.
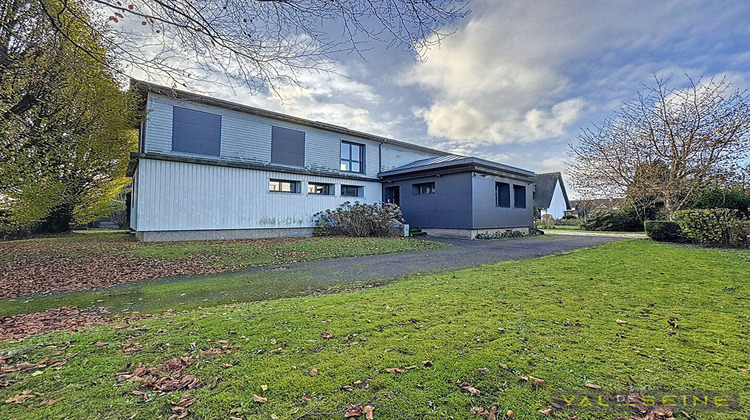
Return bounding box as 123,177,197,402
569,75,750,216
17,0,468,89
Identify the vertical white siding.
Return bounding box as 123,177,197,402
134,159,382,232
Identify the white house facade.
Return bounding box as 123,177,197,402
533,172,571,219
127,81,537,241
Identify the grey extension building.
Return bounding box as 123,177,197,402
127,80,537,241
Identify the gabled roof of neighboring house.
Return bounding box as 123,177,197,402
534,172,571,209
130,79,449,158
378,154,536,181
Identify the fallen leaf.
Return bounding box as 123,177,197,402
583,383,601,389
5,390,35,404
261,384,268,391
252,394,267,403
344,404,363,417
385,367,404,374
362,405,375,420
320,332,333,339
615,319,628,325
309,368,318,377
457,380,481,395
422,360,433,368
507,409,515,419
539,408,553,416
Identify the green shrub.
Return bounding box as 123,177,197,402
538,214,555,229
580,209,644,232
313,201,403,237
644,220,686,242
672,208,747,248
688,188,750,217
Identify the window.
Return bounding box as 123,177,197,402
341,185,364,197
172,106,222,156
271,126,305,167
269,179,301,193
308,182,333,195
413,182,436,195
340,141,364,173
514,185,527,208
496,182,510,207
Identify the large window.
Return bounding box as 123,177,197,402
308,182,333,195
413,182,436,195
269,179,301,193
341,185,364,197
513,185,527,208
172,106,222,156
271,126,305,167
340,141,364,173
495,182,510,207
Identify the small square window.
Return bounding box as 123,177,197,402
513,185,527,208
269,179,301,193
413,182,435,195
341,185,364,197
308,182,333,195
496,182,510,207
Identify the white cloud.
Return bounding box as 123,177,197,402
402,0,750,146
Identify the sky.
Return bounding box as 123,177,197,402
128,0,750,198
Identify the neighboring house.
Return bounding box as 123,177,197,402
568,198,622,218
126,80,536,241
533,172,571,219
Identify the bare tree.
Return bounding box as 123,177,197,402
20,0,467,90
569,75,750,217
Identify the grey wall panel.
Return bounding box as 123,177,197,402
385,173,473,229
271,126,305,166
472,175,533,229
171,106,222,156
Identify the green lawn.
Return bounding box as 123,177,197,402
539,224,646,234
2,230,445,267
1,240,748,419
0,231,446,306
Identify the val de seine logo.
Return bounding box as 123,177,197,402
551,389,740,413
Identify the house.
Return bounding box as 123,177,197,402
568,198,621,218
126,80,536,241
533,172,571,219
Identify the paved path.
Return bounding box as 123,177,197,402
542,230,648,239
236,235,622,285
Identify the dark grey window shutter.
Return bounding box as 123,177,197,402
271,126,305,167
172,106,222,156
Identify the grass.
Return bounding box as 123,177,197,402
2,230,446,267
0,231,446,311
1,240,748,419
539,224,646,235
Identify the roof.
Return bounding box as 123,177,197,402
130,79,448,158
378,154,536,180
534,172,571,209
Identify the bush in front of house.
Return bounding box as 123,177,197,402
579,209,644,232
313,201,404,237
475,230,527,239
644,220,686,242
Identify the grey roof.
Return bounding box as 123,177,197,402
130,79,448,158
534,172,571,209
379,154,536,179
